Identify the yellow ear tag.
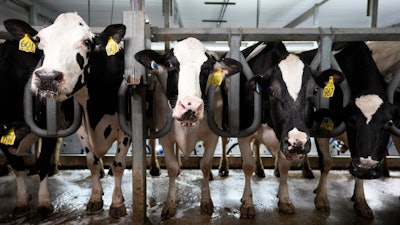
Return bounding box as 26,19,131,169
0,128,16,145
323,76,335,98
209,70,223,86
106,36,119,56
320,117,334,131
19,34,36,53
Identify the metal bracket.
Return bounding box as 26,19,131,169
23,79,82,137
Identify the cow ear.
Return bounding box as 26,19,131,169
135,49,164,70
96,24,126,47
315,69,345,87
3,19,37,39
219,58,243,76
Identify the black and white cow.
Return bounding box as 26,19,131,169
233,41,344,218
29,12,129,218
301,41,400,218
0,19,67,218
135,37,242,219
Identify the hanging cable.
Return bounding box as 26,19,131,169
88,0,91,26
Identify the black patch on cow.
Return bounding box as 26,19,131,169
123,137,129,146
76,53,84,69
85,147,89,154
104,125,112,139
117,148,120,153
117,162,122,167
113,160,117,167
93,155,100,165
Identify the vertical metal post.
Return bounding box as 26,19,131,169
226,30,242,135
126,0,147,223
316,34,333,109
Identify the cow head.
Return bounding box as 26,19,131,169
30,12,125,102
313,41,400,179
249,54,344,160
135,37,242,127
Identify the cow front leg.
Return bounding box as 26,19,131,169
314,138,331,212
352,178,374,219
199,137,218,213
237,137,256,218
109,136,130,218
86,151,104,214
12,170,31,216
149,138,161,176
277,152,295,213
161,141,179,219
37,176,54,217
253,139,265,178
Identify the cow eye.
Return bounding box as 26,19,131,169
84,39,91,48
33,36,40,44
313,87,319,95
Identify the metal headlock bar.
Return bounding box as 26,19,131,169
23,79,82,137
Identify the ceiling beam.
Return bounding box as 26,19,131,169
283,0,329,28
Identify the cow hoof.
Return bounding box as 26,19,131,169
240,205,256,218
218,169,229,177
200,199,214,214
161,203,177,219
314,196,330,212
354,202,374,219
10,205,30,218
109,205,126,218
274,168,280,177
255,168,266,178
86,200,104,214
278,201,295,214
37,204,54,217
302,168,315,179
149,167,161,176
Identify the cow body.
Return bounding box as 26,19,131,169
234,41,343,218
301,41,400,219
135,37,242,219
29,12,129,218
0,19,64,218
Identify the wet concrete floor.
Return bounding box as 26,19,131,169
0,168,400,225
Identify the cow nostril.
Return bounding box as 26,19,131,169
187,102,192,106
35,70,63,81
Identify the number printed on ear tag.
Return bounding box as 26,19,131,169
106,36,119,56
323,76,335,98
0,128,16,145
19,34,36,53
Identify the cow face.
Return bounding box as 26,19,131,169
249,54,344,160
30,12,125,103
135,37,242,127
344,95,400,179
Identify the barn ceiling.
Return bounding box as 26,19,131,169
0,0,399,29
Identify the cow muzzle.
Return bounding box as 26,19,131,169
173,97,204,127
32,69,63,98
281,128,311,160
349,156,382,179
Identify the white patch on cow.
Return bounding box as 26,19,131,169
355,94,383,124
359,156,379,166
288,127,308,147
278,54,304,101
33,12,94,101
245,42,267,62
173,37,207,99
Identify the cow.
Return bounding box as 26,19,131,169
135,37,242,219
231,41,344,218
300,41,400,219
0,19,69,218
29,12,129,218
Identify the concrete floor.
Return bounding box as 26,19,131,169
0,169,400,225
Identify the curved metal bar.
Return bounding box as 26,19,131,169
23,80,82,137
118,81,173,138
207,85,262,137
386,67,400,136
